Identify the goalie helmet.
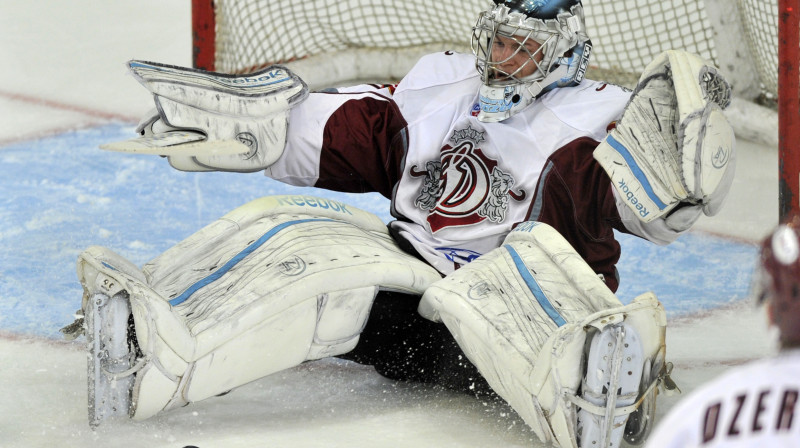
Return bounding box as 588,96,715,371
752,215,800,347
471,0,591,122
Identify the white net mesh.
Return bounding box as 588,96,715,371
206,0,778,102
584,0,717,88
737,0,779,100
212,0,493,73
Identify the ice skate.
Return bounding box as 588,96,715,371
84,291,140,427
577,322,646,447
621,355,663,446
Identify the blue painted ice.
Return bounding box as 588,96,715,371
0,124,757,338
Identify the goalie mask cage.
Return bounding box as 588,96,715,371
192,0,799,218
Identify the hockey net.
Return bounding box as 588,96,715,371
193,0,779,104
192,0,800,217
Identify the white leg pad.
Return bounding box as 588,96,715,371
77,195,442,422
419,222,667,448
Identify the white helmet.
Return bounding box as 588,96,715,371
472,0,591,122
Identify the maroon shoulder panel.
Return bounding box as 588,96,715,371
315,97,409,199
524,137,628,292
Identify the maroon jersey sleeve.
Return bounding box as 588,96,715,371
314,96,409,199
524,137,628,292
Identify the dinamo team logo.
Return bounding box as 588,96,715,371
410,126,525,232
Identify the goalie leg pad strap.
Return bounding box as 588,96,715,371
78,195,442,422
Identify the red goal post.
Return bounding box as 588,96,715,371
779,0,800,220
191,0,216,72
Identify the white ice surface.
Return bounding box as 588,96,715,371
0,302,776,448
0,1,782,447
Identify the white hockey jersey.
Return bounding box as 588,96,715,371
267,51,631,277
648,349,800,447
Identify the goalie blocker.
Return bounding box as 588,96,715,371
100,61,309,172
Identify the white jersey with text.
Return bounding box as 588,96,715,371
267,51,631,274
648,349,800,447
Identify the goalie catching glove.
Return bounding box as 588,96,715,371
594,50,735,225
113,61,309,172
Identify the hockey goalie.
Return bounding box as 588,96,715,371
64,0,735,446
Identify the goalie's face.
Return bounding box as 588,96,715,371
472,8,557,86
471,2,588,122
488,34,545,82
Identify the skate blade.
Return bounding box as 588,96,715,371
100,130,249,157
87,293,135,427
577,322,645,447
